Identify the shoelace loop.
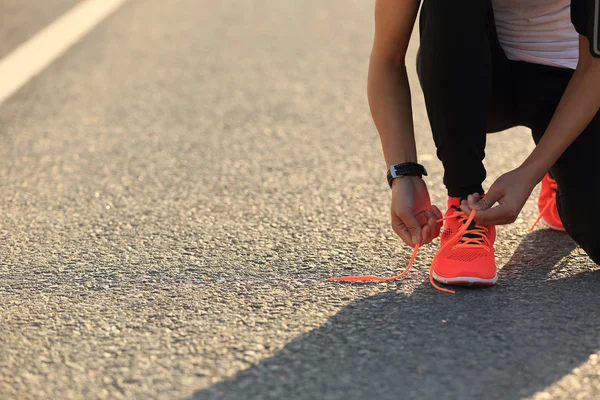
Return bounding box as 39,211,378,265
329,209,483,294
448,211,491,250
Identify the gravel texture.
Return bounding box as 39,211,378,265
1,0,599,399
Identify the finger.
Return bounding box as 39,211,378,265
391,215,414,247
468,193,481,207
416,210,429,225
432,218,442,238
460,193,481,214
427,212,438,227
424,209,434,221
473,186,501,211
460,199,472,215
417,210,437,245
473,203,517,226
427,215,441,241
421,224,432,245
400,211,422,246
431,205,443,220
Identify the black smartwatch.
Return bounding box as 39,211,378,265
387,162,428,188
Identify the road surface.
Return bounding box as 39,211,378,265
1,1,599,399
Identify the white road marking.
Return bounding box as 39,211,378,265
0,0,129,105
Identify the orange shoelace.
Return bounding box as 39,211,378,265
529,178,558,232
450,209,491,249
328,209,484,294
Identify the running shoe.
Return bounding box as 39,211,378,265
531,173,565,232
431,197,498,286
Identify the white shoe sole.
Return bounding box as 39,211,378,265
540,217,566,232
432,270,498,286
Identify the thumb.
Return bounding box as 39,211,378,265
473,185,502,211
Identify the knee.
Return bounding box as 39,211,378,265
569,228,600,265
582,242,600,265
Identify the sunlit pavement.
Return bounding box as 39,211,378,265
1,1,599,399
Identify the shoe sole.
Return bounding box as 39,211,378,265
540,217,566,232
432,270,498,286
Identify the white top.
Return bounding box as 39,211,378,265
491,0,579,69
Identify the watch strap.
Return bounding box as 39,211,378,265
387,162,428,188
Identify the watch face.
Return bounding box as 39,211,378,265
390,163,426,178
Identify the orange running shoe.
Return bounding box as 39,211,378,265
531,173,565,232
431,197,498,286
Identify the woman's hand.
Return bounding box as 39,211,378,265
460,166,539,226
391,176,442,247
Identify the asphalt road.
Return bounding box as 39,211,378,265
1,0,82,58
1,1,599,399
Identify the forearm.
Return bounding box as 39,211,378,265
521,56,600,182
367,59,417,168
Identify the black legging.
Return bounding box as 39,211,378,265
416,0,600,264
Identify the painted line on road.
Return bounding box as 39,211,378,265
0,0,129,105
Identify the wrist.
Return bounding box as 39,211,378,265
383,146,418,168
519,162,546,186
391,175,423,190
520,145,559,185
386,156,418,169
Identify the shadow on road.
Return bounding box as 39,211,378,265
192,230,600,400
